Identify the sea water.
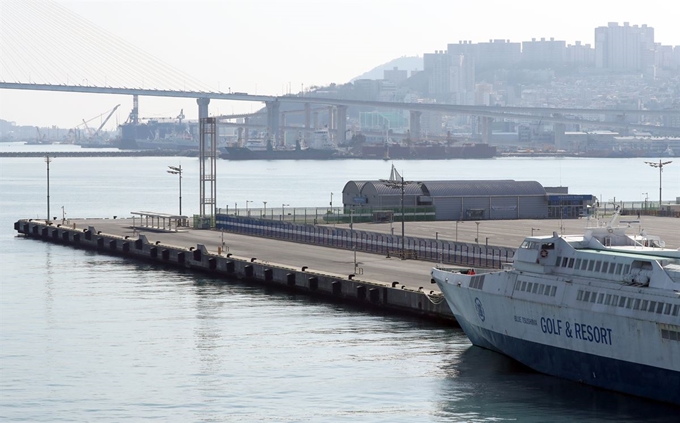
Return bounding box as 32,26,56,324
1,144,678,421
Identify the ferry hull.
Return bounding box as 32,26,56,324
454,313,680,405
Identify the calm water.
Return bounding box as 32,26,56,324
1,144,679,421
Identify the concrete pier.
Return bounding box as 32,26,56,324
14,218,455,322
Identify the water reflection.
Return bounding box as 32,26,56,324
435,346,678,422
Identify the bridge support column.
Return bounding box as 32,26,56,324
305,103,311,144
409,110,422,142
328,106,335,131
266,100,280,145
243,117,249,144
313,110,319,130
336,105,347,146
480,116,493,144
554,122,565,151
280,111,286,147
197,98,210,122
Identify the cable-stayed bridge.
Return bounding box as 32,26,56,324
1,0,679,146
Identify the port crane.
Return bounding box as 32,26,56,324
77,104,121,140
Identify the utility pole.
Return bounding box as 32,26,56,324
380,169,420,260
167,165,183,215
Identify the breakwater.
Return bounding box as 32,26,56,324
15,219,455,322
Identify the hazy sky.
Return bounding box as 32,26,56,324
1,0,678,130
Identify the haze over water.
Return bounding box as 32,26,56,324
1,145,679,421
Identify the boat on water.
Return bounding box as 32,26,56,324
115,109,198,150
361,142,497,160
431,209,680,405
221,129,341,160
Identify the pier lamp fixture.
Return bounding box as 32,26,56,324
475,221,480,244
167,165,182,216
263,201,267,218
350,206,357,273
282,204,289,221
642,193,648,211
246,200,252,216
644,160,672,209
455,220,463,243
531,228,540,237
45,155,52,223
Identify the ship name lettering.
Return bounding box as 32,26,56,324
540,317,562,336
514,315,538,326
573,322,613,345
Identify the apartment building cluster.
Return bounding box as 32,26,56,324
422,22,680,104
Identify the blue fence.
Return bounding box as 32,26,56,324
216,215,515,269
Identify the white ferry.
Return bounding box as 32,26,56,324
431,209,680,405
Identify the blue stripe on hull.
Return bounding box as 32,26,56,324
455,315,680,406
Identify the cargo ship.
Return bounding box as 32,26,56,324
431,209,680,404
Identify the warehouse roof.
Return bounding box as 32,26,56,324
422,180,546,197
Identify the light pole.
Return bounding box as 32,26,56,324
263,201,267,218
455,220,463,242
644,160,672,209
475,221,480,244
45,155,52,223
246,200,252,216
531,227,540,237
642,193,648,211
350,206,357,273
167,165,182,215
282,203,289,221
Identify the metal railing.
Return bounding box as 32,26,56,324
215,215,514,269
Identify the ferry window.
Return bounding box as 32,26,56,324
633,298,641,310
588,261,595,271
514,280,521,290
641,300,648,310
550,286,557,296
527,282,534,293
671,331,679,341
615,263,623,274
581,260,588,270
594,261,602,272
521,281,527,291
545,286,552,296
625,297,633,308
605,294,612,305
575,259,582,269
673,305,679,316
623,264,630,274
649,301,657,312
532,283,539,294
618,296,627,307
568,258,575,268
591,293,598,303
562,257,569,267
538,284,545,295
664,303,672,315
612,295,620,306
541,243,555,250
583,291,591,302
656,303,664,314
520,241,531,249
608,263,616,274
597,293,605,304
601,262,610,273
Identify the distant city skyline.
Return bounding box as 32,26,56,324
1,0,678,129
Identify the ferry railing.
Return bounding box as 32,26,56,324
215,214,514,269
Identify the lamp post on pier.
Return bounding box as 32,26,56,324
167,164,182,215
263,201,267,218
531,227,540,237
644,160,672,209
455,220,463,242
45,155,52,223
380,168,421,259
282,203,289,221
246,200,252,216
475,221,480,244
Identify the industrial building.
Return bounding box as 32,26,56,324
342,179,593,221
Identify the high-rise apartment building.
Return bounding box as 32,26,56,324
522,38,566,66
566,41,595,66
423,51,451,100
595,22,655,70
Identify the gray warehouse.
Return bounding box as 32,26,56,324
342,179,591,220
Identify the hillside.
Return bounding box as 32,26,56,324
350,56,422,81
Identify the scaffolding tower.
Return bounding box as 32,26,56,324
199,117,217,218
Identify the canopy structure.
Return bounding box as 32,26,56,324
131,211,188,232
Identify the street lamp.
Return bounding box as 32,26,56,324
644,160,673,209
263,201,267,218
531,227,540,237
350,206,357,273
45,155,52,223
167,164,182,215
282,203,289,220
475,221,480,244
642,192,648,211
455,220,463,242
246,200,252,216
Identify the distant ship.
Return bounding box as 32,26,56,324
221,129,340,160
360,142,497,160
116,109,197,150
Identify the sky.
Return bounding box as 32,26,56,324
1,0,678,130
